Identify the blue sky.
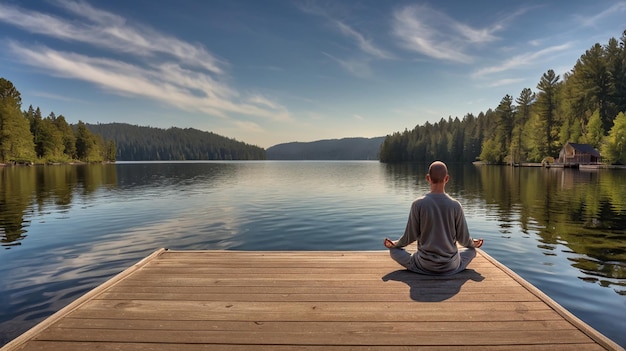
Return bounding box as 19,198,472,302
1,1,625,148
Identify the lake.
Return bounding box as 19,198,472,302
1,161,625,347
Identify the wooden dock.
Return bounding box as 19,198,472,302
2,249,623,351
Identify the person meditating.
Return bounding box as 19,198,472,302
384,161,483,275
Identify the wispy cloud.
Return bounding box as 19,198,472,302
333,20,393,60
391,4,530,63
0,1,290,123
31,91,86,104
472,43,573,77
575,2,626,28
392,5,479,63
234,120,265,134
299,1,391,76
487,78,526,87
0,1,224,74
322,52,373,78
247,95,291,121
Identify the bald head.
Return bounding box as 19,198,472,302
428,161,448,184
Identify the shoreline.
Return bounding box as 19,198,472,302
472,161,626,169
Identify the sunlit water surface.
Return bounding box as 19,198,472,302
1,161,625,347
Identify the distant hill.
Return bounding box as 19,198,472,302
86,123,266,161
267,137,384,160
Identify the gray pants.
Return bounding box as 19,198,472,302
389,247,476,275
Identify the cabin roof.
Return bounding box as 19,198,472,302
566,142,601,157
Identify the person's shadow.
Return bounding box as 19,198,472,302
381,269,484,302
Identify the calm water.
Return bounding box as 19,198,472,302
1,161,625,347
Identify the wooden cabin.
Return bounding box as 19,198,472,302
558,142,601,165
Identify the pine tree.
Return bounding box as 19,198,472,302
75,121,103,162
0,78,35,163
576,43,615,132
514,88,535,163
536,69,561,157
54,115,76,159
36,116,64,161
495,94,515,163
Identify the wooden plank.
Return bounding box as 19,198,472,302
143,267,501,275
17,341,608,351
53,319,578,332
113,277,524,288
33,328,594,346
2,249,623,351
75,299,553,313
103,283,532,294
96,291,538,302
66,307,564,323
121,277,518,288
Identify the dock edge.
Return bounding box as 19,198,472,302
479,249,625,351
0,248,168,351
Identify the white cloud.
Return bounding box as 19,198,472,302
58,0,126,26
298,2,391,76
487,78,526,87
0,2,224,74
333,20,394,60
392,5,482,63
247,95,291,122
0,1,291,125
234,120,265,134
452,23,498,44
391,4,531,63
31,91,86,103
472,43,573,77
575,2,626,28
7,41,291,122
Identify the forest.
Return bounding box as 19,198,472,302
86,123,266,161
0,78,115,164
0,79,265,163
379,30,626,165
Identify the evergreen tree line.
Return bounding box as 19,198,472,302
0,78,266,163
86,123,266,161
380,30,626,165
0,78,115,164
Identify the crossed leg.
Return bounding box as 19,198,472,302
388,247,477,275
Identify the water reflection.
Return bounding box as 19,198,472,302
382,163,439,202
2,162,625,285
472,165,626,293
0,164,117,247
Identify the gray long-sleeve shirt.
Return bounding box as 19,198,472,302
395,192,475,274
